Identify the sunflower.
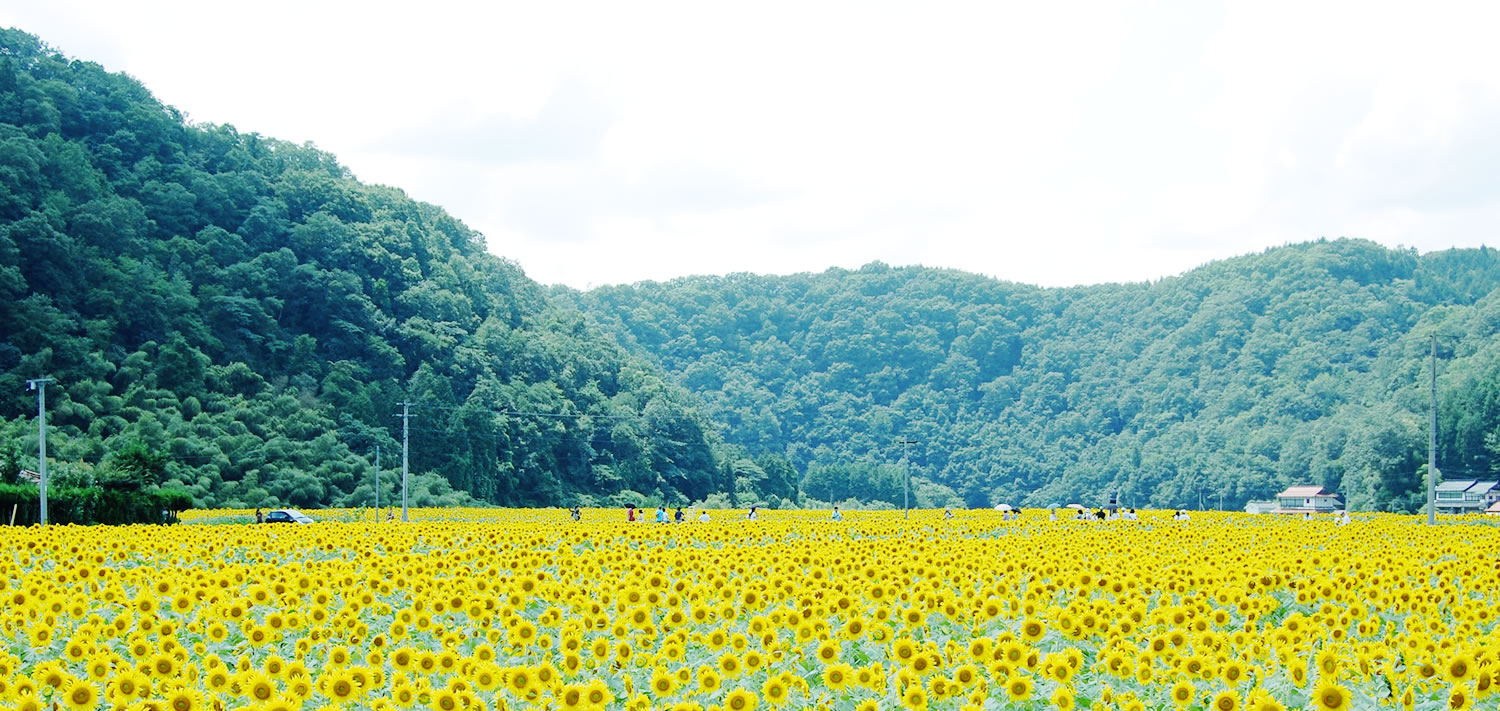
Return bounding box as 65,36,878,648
891,638,918,665
1317,647,1340,677
815,640,839,664
1447,684,1473,711
724,688,758,711
1223,659,1248,686
584,679,612,707
107,671,145,701
324,670,358,703
1291,663,1309,687
508,665,537,697
1052,686,1076,711
760,675,789,706
903,684,929,710
558,684,586,710
823,663,853,691
60,680,98,711
85,655,112,682
163,687,201,711
244,672,276,703
1005,674,1033,702
1246,689,1286,711
698,668,722,694
952,663,977,686
432,689,462,711
1313,681,1350,711
650,668,676,697
1020,619,1045,642
1171,680,1196,707
34,662,68,689
1447,653,1474,683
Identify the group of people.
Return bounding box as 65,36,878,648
624,505,713,523
586,504,1355,525
1060,507,1142,521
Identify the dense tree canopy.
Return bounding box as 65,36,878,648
560,242,1500,513
6,29,1500,513
0,29,722,509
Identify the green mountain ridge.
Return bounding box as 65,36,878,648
559,239,1500,512
0,29,724,510
4,29,1500,514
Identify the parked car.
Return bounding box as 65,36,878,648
263,509,314,524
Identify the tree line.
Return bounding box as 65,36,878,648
560,242,1500,513
0,29,727,511
6,28,1500,514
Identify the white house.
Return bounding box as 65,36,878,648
1273,485,1342,514
1244,500,1278,514
1436,480,1498,515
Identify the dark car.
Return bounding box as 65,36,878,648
263,509,314,524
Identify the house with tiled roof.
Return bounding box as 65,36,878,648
1435,480,1498,515
1469,481,1500,507
1273,485,1342,514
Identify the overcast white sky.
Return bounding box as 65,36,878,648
4,1,1498,289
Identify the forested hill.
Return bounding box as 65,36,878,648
0,29,725,509
559,241,1500,512
6,30,1500,515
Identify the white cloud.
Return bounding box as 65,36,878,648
3,0,1498,289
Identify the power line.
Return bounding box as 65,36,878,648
413,402,645,421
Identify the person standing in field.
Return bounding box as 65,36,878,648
627,506,636,523
831,506,842,521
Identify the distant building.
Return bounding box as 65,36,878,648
1435,480,1498,515
1469,481,1500,507
1486,501,1500,516
1244,500,1278,514
17,469,40,484
1273,485,1342,514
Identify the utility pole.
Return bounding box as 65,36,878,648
26,378,54,526
398,403,412,523
374,444,380,513
899,438,919,520
1428,333,1437,526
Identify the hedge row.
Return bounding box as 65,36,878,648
0,483,193,526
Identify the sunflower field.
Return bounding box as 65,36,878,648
2,509,1497,711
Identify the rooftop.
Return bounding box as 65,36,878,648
1278,485,1331,498
1436,480,1478,492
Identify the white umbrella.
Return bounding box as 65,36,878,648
994,504,1013,512
1065,503,1086,510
